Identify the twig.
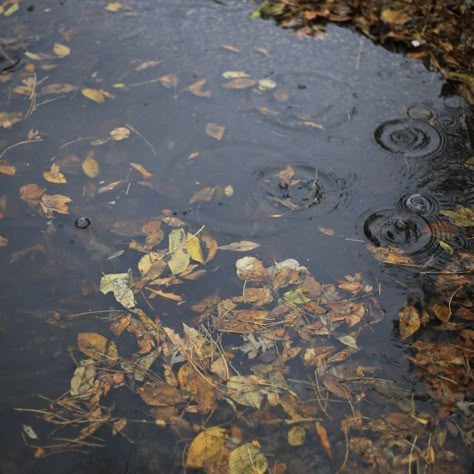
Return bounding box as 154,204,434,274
0,138,43,160
126,123,157,156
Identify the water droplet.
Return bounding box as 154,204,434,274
75,216,91,229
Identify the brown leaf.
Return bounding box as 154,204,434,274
82,153,100,178
399,305,421,339
433,303,451,323
77,332,108,360
18,183,45,202
177,363,216,413
202,233,218,263
222,78,256,89
130,162,152,179
188,186,216,204
318,226,335,236
159,73,178,88
0,164,16,176
205,122,225,141
138,381,185,406
184,79,211,97
43,163,67,183
40,194,71,218
315,421,333,459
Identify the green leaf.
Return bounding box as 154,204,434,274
99,270,136,309
229,443,268,474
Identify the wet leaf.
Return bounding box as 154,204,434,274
110,127,130,141
138,381,185,406
258,78,277,91
381,9,410,24
219,240,261,252
77,332,108,360
41,83,77,95
318,226,335,236
112,419,127,435
105,2,132,12
367,245,416,266
0,112,23,128
336,334,359,350
186,427,229,469
440,207,474,227
184,79,211,97
138,251,167,278
168,228,190,274
222,71,250,79
4,3,19,16
205,122,225,141
288,426,306,446
227,375,264,408
177,363,216,412
188,186,216,204
202,234,218,263
81,88,106,103
130,162,152,179
134,351,158,381
40,194,71,217
0,235,8,247
100,270,136,309
433,303,451,323
399,305,421,339
186,232,205,264
222,78,257,89
20,183,46,201
53,42,71,57
70,360,96,396
283,288,311,305
23,424,39,440
0,164,16,176
159,73,178,88
229,443,268,474
315,422,333,459
43,163,67,183
82,153,100,178
236,256,267,281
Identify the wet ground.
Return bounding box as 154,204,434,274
0,1,473,473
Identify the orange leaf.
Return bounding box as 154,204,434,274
20,184,46,201
130,162,152,179
315,421,333,459
399,305,421,339
0,164,16,176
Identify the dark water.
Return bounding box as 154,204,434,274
0,1,472,473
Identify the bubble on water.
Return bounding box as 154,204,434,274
396,193,439,215
374,118,445,158
407,104,434,121
75,216,91,229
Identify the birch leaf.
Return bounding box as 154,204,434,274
168,228,190,274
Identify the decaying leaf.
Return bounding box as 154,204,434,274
184,79,211,97
0,164,16,176
236,256,267,281
440,207,474,227
186,427,229,469
159,73,178,88
138,381,185,406
130,162,152,179
177,363,216,412
186,232,205,264
43,163,67,183
288,426,306,446
205,122,225,141
77,332,108,360
40,194,71,217
41,83,77,95
315,422,333,459
222,71,250,79
100,270,136,309
219,241,261,252
53,42,71,57
110,127,130,141
70,360,96,396
229,443,268,474
81,88,106,103
226,375,264,408
82,153,100,178
0,235,8,247
20,183,46,201
188,186,216,204
318,226,335,236
222,78,257,89
399,305,421,339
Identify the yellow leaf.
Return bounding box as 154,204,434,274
105,2,132,12
41,83,77,95
168,228,190,274
381,9,410,25
82,153,100,178
399,305,421,339
288,426,306,446
81,88,106,103
53,43,71,57
229,443,268,474
20,183,46,201
0,235,7,247
318,226,335,236
130,162,152,179
258,78,277,91
184,79,211,97
4,3,19,16
0,164,16,176
43,163,67,183
222,71,250,79
188,186,216,204
159,73,178,88
110,127,130,141
77,332,108,360
205,123,225,141
222,78,256,89
100,271,136,309
185,427,229,469
186,232,205,263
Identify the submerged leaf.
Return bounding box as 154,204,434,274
81,88,106,103
399,305,421,339
222,78,256,89
53,42,71,57
219,241,261,252
185,427,229,469
288,426,306,446
43,163,67,183
229,443,268,474
82,153,100,178
168,228,190,274
77,332,108,360
100,271,136,309
186,232,205,264
184,79,211,97
205,122,225,141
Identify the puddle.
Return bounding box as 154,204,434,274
0,0,473,473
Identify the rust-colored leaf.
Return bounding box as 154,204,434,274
315,421,333,459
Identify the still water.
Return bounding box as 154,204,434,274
0,1,472,472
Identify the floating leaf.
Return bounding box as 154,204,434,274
222,78,256,89
53,42,71,57
229,443,268,474
188,186,216,204
258,78,277,91
177,363,216,412
43,163,66,183
20,183,46,201
288,426,306,446
433,303,451,323
367,244,416,266
23,424,39,440
236,256,267,281
186,427,229,469
0,164,16,176
41,83,77,95
336,333,359,350
205,122,225,141
0,112,23,128
159,73,178,88
77,332,108,360
4,3,19,16
70,360,96,396
283,288,311,305
381,9,410,25
318,226,335,236
130,162,152,179
168,228,190,274
222,71,250,79
138,251,166,278
226,375,264,408
202,233,218,263
138,381,185,406
399,305,421,339
40,194,71,217
186,232,205,264
0,235,7,247
219,241,261,252
110,127,130,141
100,270,136,309
82,153,100,178
184,79,211,97
81,88,106,103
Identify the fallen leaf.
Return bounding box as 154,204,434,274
316,422,333,458
77,332,108,360
138,381,185,406
186,232,205,264
43,163,67,183
0,112,23,128
222,71,250,79
40,194,71,217
440,207,474,227
41,83,77,95
53,43,71,57
223,78,257,89
19,184,46,201
229,443,268,474
318,226,335,236
219,241,261,252
205,123,225,141
100,270,136,309
236,256,267,281
0,164,16,176
110,127,130,141
184,79,211,97
381,9,411,25
188,186,216,204
82,153,100,178
399,305,421,339
186,427,229,469
23,424,39,440
202,233,218,263
81,88,106,103
226,375,264,408
138,251,167,278
0,235,7,247
159,73,178,88
222,45,240,53
433,303,451,323
177,363,216,412
130,162,152,179
336,333,359,350
70,360,96,396
168,228,190,274
4,3,19,16
258,78,277,91
112,418,127,435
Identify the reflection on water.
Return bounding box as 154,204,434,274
0,0,473,472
